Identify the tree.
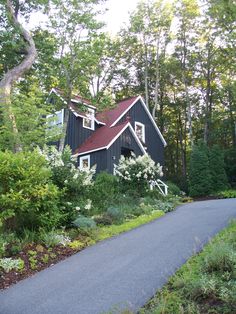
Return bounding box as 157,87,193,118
48,0,105,151
189,142,212,197
0,0,39,152
209,145,229,192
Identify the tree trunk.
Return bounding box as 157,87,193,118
58,67,72,152
152,34,161,119
0,0,37,152
144,38,149,109
204,46,213,146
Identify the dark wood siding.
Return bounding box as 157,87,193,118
106,127,143,173
78,149,107,173
119,100,165,165
65,111,94,152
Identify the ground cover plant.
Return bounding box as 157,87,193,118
140,220,236,314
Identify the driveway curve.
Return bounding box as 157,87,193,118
1,199,236,314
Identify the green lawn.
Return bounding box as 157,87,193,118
95,210,164,241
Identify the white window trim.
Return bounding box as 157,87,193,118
80,155,90,170
82,108,95,130
135,121,145,143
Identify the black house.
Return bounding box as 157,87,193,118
48,88,167,173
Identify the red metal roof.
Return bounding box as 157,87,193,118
75,121,129,155
96,96,139,126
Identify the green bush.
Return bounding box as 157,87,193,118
166,181,181,196
106,206,124,224
0,236,6,258
209,145,229,192
0,150,61,232
217,189,236,199
189,142,212,197
90,172,119,213
224,148,236,187
73,215,96,230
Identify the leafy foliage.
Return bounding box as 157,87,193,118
0,150,61,232
209,145,229,192
189,142,212,197
72,216,97,231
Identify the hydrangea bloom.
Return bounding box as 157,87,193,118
115,153,163,191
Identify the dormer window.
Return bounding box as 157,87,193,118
135,122,145,143
83,108,95,130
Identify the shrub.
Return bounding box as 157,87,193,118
217,189,236,199
90,172,119,213
165,181,181,196
0,150,61,232
72,216,96,230
115,154,163,196
39,146,96,225
224,148,236,187
0,236,6,258
189,142,212,197
209,145,229,192
106,206,124,224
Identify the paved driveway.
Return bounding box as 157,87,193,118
0,199,236,314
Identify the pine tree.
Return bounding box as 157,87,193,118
189,142,212,197
209,145,229,192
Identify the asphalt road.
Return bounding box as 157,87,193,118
1,199,236,314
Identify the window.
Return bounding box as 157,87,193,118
83,108,95,130
80,155,90,170
135,122,145,142
47,109,64,128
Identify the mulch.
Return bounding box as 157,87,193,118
0,243,81,290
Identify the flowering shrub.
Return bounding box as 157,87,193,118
38,146,96,225
115,153,163,195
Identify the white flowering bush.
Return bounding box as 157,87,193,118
38,145,96,225
115,153,163,195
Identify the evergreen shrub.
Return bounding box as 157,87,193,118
189,142,212,197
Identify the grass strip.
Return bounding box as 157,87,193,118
95,210,164,241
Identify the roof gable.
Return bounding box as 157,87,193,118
74,121,146,156
96,96,139,126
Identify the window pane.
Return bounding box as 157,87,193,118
82,158,89,168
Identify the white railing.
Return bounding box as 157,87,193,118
149,179,168,196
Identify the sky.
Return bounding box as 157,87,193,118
102,0,140,34
27,0,141,34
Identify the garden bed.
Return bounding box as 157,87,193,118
0,210,166,290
